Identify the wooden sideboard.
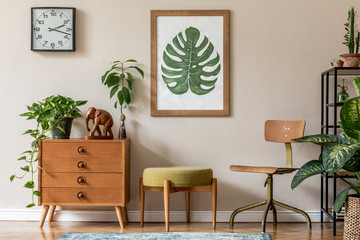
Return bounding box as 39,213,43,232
38,139,130,228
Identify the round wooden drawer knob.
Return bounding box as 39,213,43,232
77,176,86,185
77,146,86,154
77,161,87,169
77,192,87,200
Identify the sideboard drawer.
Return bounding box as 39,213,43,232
42,141,123,158
42,173,122,188
42,157,123,173
41,188,123,205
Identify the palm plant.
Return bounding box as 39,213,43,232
291,77,360,212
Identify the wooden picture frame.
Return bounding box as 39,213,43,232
151,10,230,116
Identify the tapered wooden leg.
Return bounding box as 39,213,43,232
121,206,128,225
185,192,190,223
39,205,49,228
212,178,217,229
115,206,124,229
140,177,145,227
48,205,56,222
164,180,170,232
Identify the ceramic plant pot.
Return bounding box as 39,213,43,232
51,117,74,139
343,195,360,240
343,53,360,67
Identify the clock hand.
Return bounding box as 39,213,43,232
48,24,66,31
48,28,71,35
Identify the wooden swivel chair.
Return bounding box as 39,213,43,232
229,120,311,233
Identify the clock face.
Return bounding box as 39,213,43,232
31,8,76,51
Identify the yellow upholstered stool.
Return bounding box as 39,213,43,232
139,166,217,232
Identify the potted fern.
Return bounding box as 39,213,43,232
101,59,144,139
343,6,360,67
291,77,360,239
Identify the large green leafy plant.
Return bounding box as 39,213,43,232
101,59,144,115
291,78,360,212
344,6,360,54
10,95,87,207
161,26,221,95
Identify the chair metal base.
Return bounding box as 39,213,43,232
229,175,312,233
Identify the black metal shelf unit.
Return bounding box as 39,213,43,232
320,67,360,236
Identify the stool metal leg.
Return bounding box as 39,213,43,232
261,201,272,233
229,200,267,227
273,200,312,230
261,175,274,233
271,204,277,223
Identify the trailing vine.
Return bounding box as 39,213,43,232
10,95,87,207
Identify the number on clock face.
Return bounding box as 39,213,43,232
32,8,75,51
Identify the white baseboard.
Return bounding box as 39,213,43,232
0,209,329,223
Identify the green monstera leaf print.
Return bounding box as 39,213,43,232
161,26,221,95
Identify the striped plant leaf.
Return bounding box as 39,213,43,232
339,122,358,144
343,150,360,172
292,134,349,146
351,77,360,97
291,160,325,189
322,143,360,173
161,27,221,95
333,188,350,213
340,96,360,142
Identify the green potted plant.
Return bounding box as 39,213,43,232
43,95,88,139
343,6,360,67
291,77,360,239
101,59,144,139
331,55,344,68
10,95,87,207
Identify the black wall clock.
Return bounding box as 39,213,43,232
31,7,76,51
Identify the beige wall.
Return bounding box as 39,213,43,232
1,0,359,214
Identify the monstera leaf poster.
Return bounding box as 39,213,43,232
151,10,230,116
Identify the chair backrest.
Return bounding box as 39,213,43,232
264,120,306,168
265,120,305,143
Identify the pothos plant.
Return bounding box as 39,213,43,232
10,95,87,208
101,59,144,116
291,77,360,212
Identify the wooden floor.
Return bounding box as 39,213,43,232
0,221,344,240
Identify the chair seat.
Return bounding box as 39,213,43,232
143,166,213,187
230,165,298,175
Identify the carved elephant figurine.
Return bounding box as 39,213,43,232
85,107,114,138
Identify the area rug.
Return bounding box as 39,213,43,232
57,232,271,240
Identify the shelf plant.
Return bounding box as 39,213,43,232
101,59,144,139
10,95,87,207
331,55,344,68
291,77,360,213
342,6,360,67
